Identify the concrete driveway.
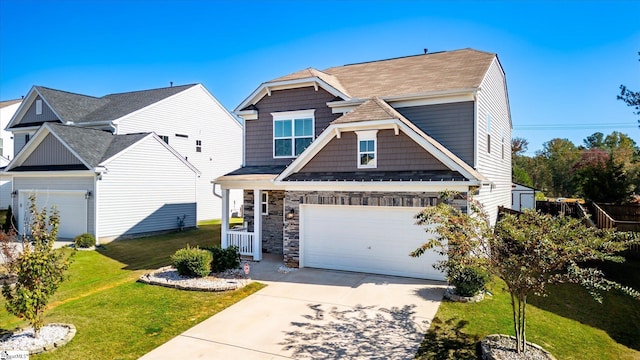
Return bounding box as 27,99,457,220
140,255,446,359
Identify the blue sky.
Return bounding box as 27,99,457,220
0,0,638,155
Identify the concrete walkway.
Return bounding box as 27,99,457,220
140,255,446,359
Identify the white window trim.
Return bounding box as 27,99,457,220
272,109,315,159
35,100,43,115
356,130,378,169
261,191,268,215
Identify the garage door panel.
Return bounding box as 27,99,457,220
301,205,445,280
19,191,88,239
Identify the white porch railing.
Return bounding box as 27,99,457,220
226,230,256,257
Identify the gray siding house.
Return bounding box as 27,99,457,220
4,123,198,242
4,84,242,221
216,49,512,281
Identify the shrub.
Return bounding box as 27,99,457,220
2,205,16,233
171,245,212,278
450,266,489,297
74,233,96,248
204,246,240,273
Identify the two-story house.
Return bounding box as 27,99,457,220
2,84,242,241
216,49,512,280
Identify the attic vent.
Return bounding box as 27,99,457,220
36,99,43,115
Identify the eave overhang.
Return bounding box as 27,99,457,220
233,77,351,120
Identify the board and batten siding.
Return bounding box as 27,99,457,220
22,133,84,166
396,101,475,167
474,58,512,225
12,131,36,158
18,96,59,125
300,130,449,173
11,176,95,234
97,136,197,239
244,86,341,167
115,84,242,221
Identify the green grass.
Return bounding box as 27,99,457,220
198,217,244,226
0,224,265,359
417,258,640,360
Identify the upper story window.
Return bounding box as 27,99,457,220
272,109,315,158
196,140,202,152
25,134,31,144
159,135,169,144
35,100,43,115
356,130,378,169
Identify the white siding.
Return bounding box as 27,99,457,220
0,174,11,210
1,101,20,160
97,136,197,239
11,176,95,234
475,58,512,225
115,85,243,221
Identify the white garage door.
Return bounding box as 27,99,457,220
18,190,88,239
301,205,445,280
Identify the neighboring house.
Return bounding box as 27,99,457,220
512,183,536,211
0,99,22,209
3,84,242,221
215,48,512,280
3,123,198,242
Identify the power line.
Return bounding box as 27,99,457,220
515,123,637,130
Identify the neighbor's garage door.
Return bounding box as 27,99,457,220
19,190,88,239
301,205,445,280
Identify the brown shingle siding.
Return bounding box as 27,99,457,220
299,130,448,173
245,87,340,166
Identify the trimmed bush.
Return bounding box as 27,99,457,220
171,245,212,278
203,246,240,273
74,233,96,248
450,266,490,297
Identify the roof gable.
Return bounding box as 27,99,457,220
6,84,197,129
21,133,85,168
276,99,488,183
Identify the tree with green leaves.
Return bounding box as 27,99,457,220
538,138,580,197
2,195,72,337
412,193,640,355
617,51,640,127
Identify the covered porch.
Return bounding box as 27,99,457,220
216,166,287,261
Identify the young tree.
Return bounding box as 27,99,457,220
493,211,639,353
412,193,640,354
2,195,72,337
410,192,492,283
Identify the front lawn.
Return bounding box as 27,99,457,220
0,224,265,359
417,258,640,360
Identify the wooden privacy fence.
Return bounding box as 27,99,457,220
591,203,640,258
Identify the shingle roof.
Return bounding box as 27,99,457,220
272,68,351,97
0,99,22,108
47,123,149,167
269,49,495,99
331,97,400,124
33,84,196,123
